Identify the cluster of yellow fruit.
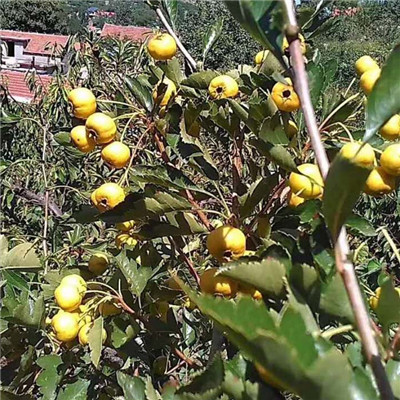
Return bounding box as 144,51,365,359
115,219,139,249
49,274,106,345
199,226,262,300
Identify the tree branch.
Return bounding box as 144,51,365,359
282,1,393,398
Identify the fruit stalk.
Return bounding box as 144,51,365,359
282,0,394,398
154,7,197,71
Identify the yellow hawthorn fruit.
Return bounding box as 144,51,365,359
153,77,177,107
199,268,238,297
255,362,286,391
285,120,298,138
206,225,246,261
255,50,269,65
288,164,324,199
186,120,201,138
208,75,239,99
68,88,97,119
116,220,136,232
99,301,122,316
60,274,87,295
271,80,300,112
288,191,306,208
257,216,271,238
147,33,177,60
91,182,125,213
380,144,400,176
364,167,396,196
70,125,95,153
78,322,107,346
101,141,131,169
88,253,109,276
54,284,82,312
369,287,400,310
355,55,379,76
380,115,400,141
360,68,381,95
282,34,306,55
339,142,376,168
239,284,262,300
51,311,80,342
85,112,117,145
115,233,138,249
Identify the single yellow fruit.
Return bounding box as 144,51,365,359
288,191,305,208
369,287,400,310
51,311,80,342
91,182,125,213
99,301,122,316
85,112,117,144
255,362,286,390
153,77,177,107
186,120,200,138
239,284,262,300
355,56,379,76
360,68,381,95
116,220,136,232
115,233,138,249
88,253,108,276
288,164,324,199
271,80,300,112
101,141,131,169
147,33,177,60
54,284,82,312
255,50,269,65
78,322,107,345
60,274,87,295
364,167,396,196
206,225,246,261
200,268,238,297
339,142,376,167
380,144,400,176
285,120,298,138
68,88,97,119
282,34,306,55
208,75,239,99
70,125,95,153
379,115,400,141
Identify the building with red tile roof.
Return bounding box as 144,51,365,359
100,24,151,42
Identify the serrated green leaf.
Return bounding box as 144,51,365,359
346,214,376,237
322,155,370,241
365,45,400,140
126,76,153,112
181,71,220,89
117,372,145,400
308,62,324,108
2,242,41,269
162,0,177,30
53,132,72,147
57,379,90,400
159,58,184,84
349,367,379,400
3,293,44,328
110,317,139,348
88,316,104,368
36,355,63,400
375,277,400,330
258,115,288,146
219,257,286,297
202,18,223,62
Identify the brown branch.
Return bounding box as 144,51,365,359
282,1,393,398
172,346,201,368
231,130,244,226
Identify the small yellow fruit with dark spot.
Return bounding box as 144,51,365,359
364,167,396,196
51,311,80,342
208,75,239,99
88,253,108,276
339,142,375,168
68,88,97,119
101,142,131,169
380,144,400,176
85,112,117,144
91,182,125,213
70,125,95,153
288,164,323,199
54,284,82,312
360,68,381,95
380,115,400,141
200,268,238,297
355,56,379,77
271,80,300,112
147,33,177,60
206,225,246,261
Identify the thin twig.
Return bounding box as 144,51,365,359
154,7,197,71
231,129,244,226
41,124,49,273
282,1,393,398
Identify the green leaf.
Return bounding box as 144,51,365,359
159,58,184,84
110,317,139,348
307,62,324,108
224,0,285,66
375,277,400,329
177,353,224,399
3,293,44,328
57,380,90,400
162,0,177,30
36,355,63,400
0,235,8,258
202,18,223,62
345,214,376,237
2,270,29,291
100,191,193,224
125,76,154,112
219,257,286,297
53,132,72,147
2,242,41,269
365,45,400,141
239,174,279,218
181,71,220,89
322,155,370,241
349,367,379,400
88,316,104,368
258,115,288,146
386,360,400,398
117,372,145,400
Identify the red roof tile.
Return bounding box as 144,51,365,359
0,30,69,56
100,24,151,41
0,70,52,101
